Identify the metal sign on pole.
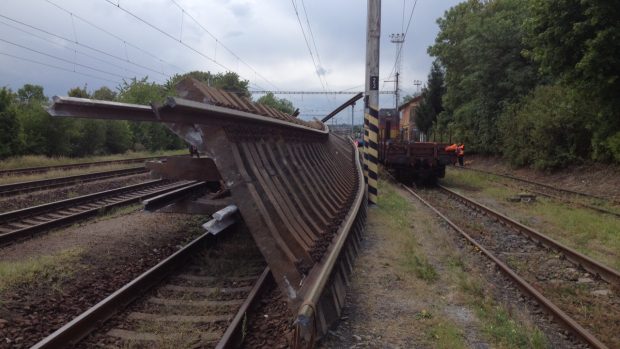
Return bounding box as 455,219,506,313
364,0,380,205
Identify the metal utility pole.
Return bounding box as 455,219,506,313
413,79,422,94
389,33,404,110
364,0,380,205
351,102,355,139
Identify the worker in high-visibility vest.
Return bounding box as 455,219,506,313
456,144,465,166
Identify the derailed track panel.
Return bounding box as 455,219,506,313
49,77,366,347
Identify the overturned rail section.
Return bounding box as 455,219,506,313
49,77,366,347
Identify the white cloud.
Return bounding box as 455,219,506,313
0,0,461,122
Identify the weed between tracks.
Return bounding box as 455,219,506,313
442,169,620,270
377,184,438,283
0,247,84,292
373,180,548,348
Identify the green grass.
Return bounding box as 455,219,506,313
427,322,467,349
0,149,185,171
449,260,549,349
476,304,548,349
0,248,84,292
377,183,438,283
442,169,620,270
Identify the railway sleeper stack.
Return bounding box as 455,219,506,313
49,77,367,347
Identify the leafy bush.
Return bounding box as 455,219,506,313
499,85,592,170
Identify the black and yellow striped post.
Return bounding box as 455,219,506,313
364,0,380,205
364,105,379,204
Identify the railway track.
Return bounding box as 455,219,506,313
455,166,620,217
402,182,619,348
0,179,206,245
50,77,368,347
0,166,148,197
31,220,272,349
0,155,181,177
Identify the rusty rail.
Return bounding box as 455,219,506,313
439,185,620,286
0,155,180,177
0,180,201,245
0,166,147,197
402,183,608,349
31,227,269,348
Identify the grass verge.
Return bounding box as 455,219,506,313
0,247,84,292
379,178,549,348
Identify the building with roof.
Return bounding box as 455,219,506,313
398,95,423,142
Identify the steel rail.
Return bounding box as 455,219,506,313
0,180,201,245
215,267,273,349
438,185,620,286
31,229,271,348
400,183,609,349
0,167,148,197
294,140,366,347
455,166,620,206
0,155,180,177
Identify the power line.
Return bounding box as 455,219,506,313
300,0,328,91
102,0,267,90
0,37,131,79
169,0,279,90
290,0,327,93
0,13,170,79
386,0,419,82
45,0,185,75
0,51,120,84
0,19,145,78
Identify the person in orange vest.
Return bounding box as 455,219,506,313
445,144,458,165
456,144,465,166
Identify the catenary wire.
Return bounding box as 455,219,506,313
0,51,120,84
0,19,145,78
45,0,185,75
102,0,268,91
0,13,170,78
169,0,279,90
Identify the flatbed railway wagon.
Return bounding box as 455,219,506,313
378,108,455,184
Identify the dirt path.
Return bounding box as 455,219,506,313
319,180,578,348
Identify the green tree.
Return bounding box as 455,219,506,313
429,0,538,153
118,77,182,151
526,0,620,161
17,84,46,104
414,60,446,139
165,71,250,97
67,86,105,156
256,92,295,114
499,84,592,170
0,88,22,158
92,86,117,101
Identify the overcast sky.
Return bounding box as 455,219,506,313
0,0,461,124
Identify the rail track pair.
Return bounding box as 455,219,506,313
403,183,619,349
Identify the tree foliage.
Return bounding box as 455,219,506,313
525,0,620,162
414,60,445,137
429,0,619,169
429,0,538,153
499,85,593,170
164,71,250,97
256,92,295,114
0,70,296,160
